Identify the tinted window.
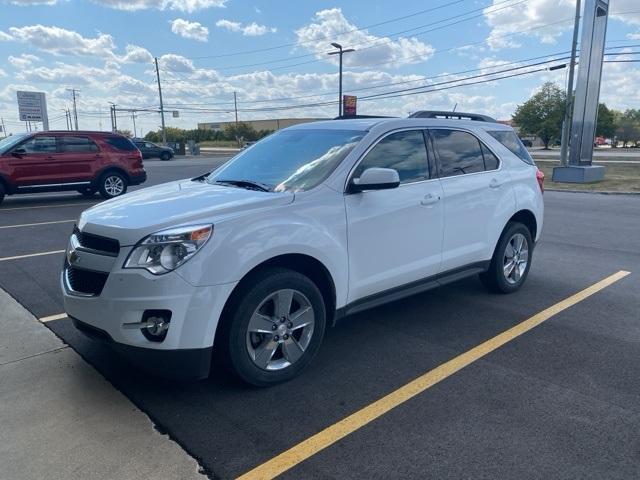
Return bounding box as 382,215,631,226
59,136,99,153
105,136,136,151
353,130,428,184
20,136,57,154
488,130,534,165
208,129,364,192
481,143,499,171
432,130,485,177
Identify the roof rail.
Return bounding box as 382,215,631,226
409,110,497,122
333,114,396,120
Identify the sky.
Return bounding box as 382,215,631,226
0,0,639,136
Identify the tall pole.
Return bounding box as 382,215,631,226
1,117,6,137
154,57,167,144
234,91,238,124
560,0,581,166
328,43,355,117
66,88,79,130
131,111,137,138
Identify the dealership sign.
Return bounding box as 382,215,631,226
343,95,357,116
17,91,49,129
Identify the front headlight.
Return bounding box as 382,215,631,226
124,224,212,275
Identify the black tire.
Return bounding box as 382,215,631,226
479,222,533,294
77,187,96,197
216,268,327,387
0,182,5,206
98,171,128,199
160,152,172,161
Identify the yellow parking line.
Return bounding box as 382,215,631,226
237,270,631,480
0,250,65,262
0,219,75,229
40,313,68,323
0,202,95,212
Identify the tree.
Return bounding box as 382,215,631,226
596,103,617,138
513,82,566,149
117,129,132,138
614,109,640,146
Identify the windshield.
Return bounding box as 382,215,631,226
0,134,28,155
207,128,365,192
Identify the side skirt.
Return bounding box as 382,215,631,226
334,261,490,324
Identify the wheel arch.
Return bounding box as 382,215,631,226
94,166,131,185
216,253,338,343
508,209,537,240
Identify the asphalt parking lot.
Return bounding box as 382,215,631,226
1,156,639,479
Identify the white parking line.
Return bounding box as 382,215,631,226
40,313,68,323
0,250,65,262
0,202,96,212
0,219,75,229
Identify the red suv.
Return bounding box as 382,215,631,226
0,131,146,205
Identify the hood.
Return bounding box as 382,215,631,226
78,179,294,245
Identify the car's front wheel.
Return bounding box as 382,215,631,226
480,222,533,293
0,182,5,206
218,268,326,386
98,172,128,199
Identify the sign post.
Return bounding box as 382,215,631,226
343,95,357,117
17,91,49,131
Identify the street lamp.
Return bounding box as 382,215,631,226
328,42,355,117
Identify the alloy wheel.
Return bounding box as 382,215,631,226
503,232,529,284
104,175,124,197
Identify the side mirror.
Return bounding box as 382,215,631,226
11,148,27,157
349,167,400,193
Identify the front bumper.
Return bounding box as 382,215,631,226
61,238,237,379
72,318,212,380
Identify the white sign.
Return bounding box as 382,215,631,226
17,91,49,130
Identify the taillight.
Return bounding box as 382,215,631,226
536,168,545,193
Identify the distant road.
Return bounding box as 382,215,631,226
530,149,640,163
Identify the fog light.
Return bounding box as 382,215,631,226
141,309,172,342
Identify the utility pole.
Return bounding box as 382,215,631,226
234,91,238,124
66,88,79,130
109,103,117,132
328,43,355,117
559,0,581,167
131,111,137,138
154,57,167,144
1,117,6,137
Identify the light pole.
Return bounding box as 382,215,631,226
328,42,355,117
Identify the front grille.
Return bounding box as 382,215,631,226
66,263,109,296
73,226,119,256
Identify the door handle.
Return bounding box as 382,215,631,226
420,193,441,206
489,178,503,189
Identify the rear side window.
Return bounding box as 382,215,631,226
481,143,500,171
105,136,136,151
59,136,99,153
431,130,485,177
354,130,429,184
488,130,534,165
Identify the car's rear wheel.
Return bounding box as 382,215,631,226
160,152,171,161
0,182,5,206
218,268,326,386
480,222,533,294
77,187,96,197
98,172,128,199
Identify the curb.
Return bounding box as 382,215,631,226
546,188,640,196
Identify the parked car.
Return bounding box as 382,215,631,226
0,131,146,205
63,113,544,386
133,140,174,161
520,138,533,147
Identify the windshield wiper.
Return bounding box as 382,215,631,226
215,179,272,192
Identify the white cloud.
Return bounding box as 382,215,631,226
4,0,58,5
119,44,154,63
216,19,277,36
5,25,116,57
628,32,640,40
0,68,6,78
171,18,209,42
295,8,434,68
8,53,40,68
91,0,226,13
16,62,108,85
159,53,195,72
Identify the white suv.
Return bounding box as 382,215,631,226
62,114,544,386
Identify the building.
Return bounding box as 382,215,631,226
197,118,326,132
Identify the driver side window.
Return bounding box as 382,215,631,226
18,136,57,154
353,130,429,184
